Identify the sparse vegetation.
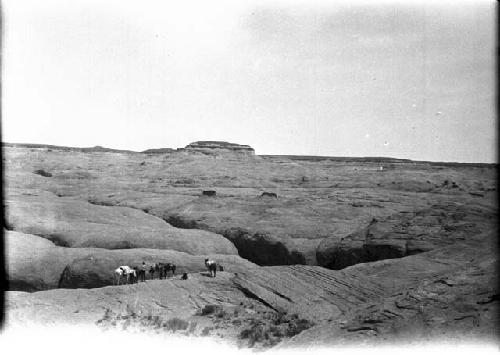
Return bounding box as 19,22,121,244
96,308,191,335
198,304,228,319
238,312,314,348
164,317,189,332
201,326,213,336
199,304,222,315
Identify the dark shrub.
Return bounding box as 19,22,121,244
201,304,223,316
34,169,52,177
164,317,189,332
201,326,213,336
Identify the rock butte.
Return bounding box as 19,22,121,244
3,142,498,349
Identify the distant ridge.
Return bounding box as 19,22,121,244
2,142,495,167
2,143,138,154
261,155,495,168
141,148,175,154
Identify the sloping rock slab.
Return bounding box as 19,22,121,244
6,229,255,291
58,250,257,289
280,256,498,347
5,192,237,255
6,230,96,291
280,233,499,347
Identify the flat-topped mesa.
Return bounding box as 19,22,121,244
180,141,255,155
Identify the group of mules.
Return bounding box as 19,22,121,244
113,259,222,285
149,262,176,280
113,262,176,285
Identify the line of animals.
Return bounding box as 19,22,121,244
202,190,278,198
113,259,223,285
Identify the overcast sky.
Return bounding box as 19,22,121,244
2,0,496,162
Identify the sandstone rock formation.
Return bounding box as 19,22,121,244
6,230,90,291
5,262,393,345
5,189,237,255
6,229,252,291
58,251,257,289
316,202,496,269
3,144,497,348
7,230,497,347
181,141,255,155
280,232,499,347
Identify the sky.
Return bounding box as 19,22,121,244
2,0,496,162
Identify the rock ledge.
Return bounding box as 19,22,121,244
180,141,255,155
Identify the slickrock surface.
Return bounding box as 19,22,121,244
5,189,237,255
5,263,393,346
6,229,255,291
3,144,497,348
280,233,499,347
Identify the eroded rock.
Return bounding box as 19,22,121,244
5,192,237,255
316,203,496,269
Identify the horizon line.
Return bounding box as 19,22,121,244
2,141,496,166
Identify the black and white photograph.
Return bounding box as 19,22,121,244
1,0,497,354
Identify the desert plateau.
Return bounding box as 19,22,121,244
3,141,498,350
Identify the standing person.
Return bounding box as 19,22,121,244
140,261,147,282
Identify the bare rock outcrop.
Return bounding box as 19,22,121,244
6,230,90,291
6,263,392,333
6,230,498,347
5,145,496,269
3,144,498,347
58,251,257,289
281,234,499,347
6,229,254,291
5,192,237,255
316,202,496,269
180,141,255,155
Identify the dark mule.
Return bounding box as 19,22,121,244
130,267,139,284
164,262,176,278
149,265,157,279
205,259,217,277
158,262,176,279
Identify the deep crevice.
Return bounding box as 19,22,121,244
165,213,307,266
317,241,411,271
270,290,293,303
98,200,307,267
223,228,306,266
233,283,280,312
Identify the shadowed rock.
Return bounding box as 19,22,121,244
223,228,306,266
316,203,496,270
260,192,278,198
3,145,498,347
